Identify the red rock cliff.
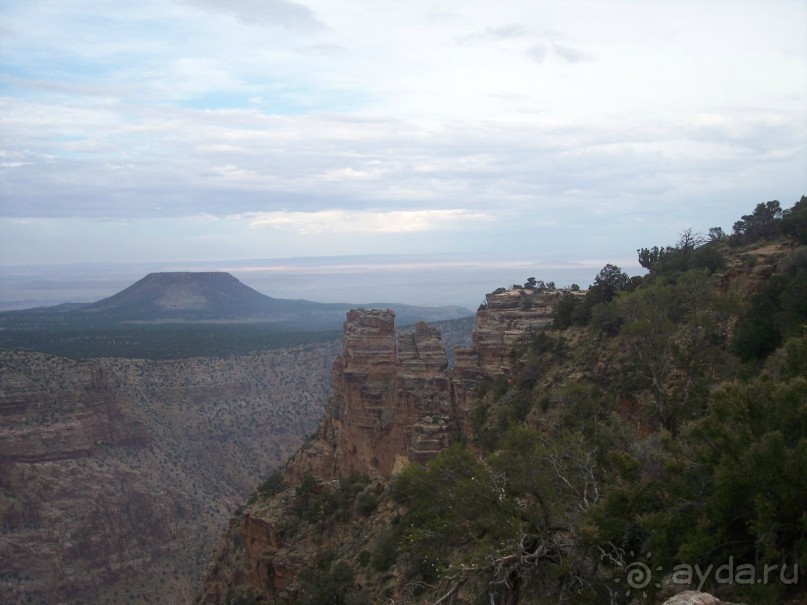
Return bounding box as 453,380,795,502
288,310,455,480
197,288,562,603
288,287,559,481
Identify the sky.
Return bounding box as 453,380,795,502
1,0,806,306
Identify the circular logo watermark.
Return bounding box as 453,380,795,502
613,551,663,599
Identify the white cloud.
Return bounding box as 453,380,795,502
550,42,593,63
0,0,805,267
181,0,324,30
243,208,490,234
526,43,549,63
458,23,537,44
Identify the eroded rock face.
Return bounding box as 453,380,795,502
290,312,455,479
198,289,563,603
289,291,558,482
0,344,338,605
289,288,561,480
397,322,453,466
0,363,149,464
465,287,560,376
331,309,401,477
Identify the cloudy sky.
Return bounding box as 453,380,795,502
1,0,806,276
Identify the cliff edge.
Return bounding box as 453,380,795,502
196,286,558,603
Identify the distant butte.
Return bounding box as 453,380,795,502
0,271,473,331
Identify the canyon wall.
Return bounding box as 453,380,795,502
289,289,558,482
0,343,339,605
288,310,454,480
289,288,560,482
198,287,559,603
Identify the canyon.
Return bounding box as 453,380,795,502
193,232,807,605
197,286,562,603
0,312,474,605
0,343,340,604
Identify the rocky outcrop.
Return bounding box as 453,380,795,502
198,288,562,603
464,287,561,376
662,591,746,605
289,288,557,483
716,240,794,297
289,311,455,480
396,321,453,466
197,488,309,604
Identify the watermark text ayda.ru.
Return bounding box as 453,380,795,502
668,557,799,592
622,554,799,593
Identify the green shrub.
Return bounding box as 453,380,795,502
733,251,807,362
370,526,400,572
256,468,285,497
356,491,378,516
298,560,356,605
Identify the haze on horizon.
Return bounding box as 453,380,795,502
0,253,619,311
1,0,806,289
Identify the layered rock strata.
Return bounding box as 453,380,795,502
198,288,561,603
0,343,338,605
462,287,563,376
289,311,455,480
289,289,557,483
0,364,149,463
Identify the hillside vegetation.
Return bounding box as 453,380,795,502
218,196,807,605
0,323,342,360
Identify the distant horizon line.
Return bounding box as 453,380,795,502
0,252,645,312
0,251,641,272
